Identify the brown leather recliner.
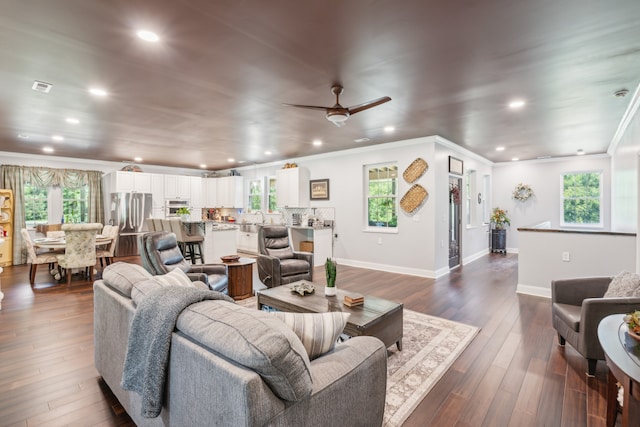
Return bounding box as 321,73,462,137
140,231,228,293
551,276,640,375
257,225,313,288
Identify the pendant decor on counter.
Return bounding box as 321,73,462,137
400,184,428,214
403,158,428,183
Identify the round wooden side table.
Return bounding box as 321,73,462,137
221,257,256,300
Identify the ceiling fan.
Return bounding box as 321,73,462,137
283,85,391,127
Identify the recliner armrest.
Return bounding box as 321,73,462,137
551,277,612,305
257,254,282,288
190,264,227,276
186,272,208,283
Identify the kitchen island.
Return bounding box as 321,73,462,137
183,221,238,264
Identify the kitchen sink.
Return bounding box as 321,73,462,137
239,224,260,233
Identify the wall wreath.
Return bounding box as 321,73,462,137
513,183,533,201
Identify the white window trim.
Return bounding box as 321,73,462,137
559,170,604,229
363,161,399,233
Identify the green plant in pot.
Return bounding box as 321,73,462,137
177,207,191,220
325,258,337,296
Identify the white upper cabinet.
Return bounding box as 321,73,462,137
216,176,244,208
190,176,203,208
150,174,165,209
204,178,217,207
164,175,191,199
276,167,309,207
109,171,152,193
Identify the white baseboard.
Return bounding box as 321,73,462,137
334,258,437,278
463,249,489,265
516,283,551,298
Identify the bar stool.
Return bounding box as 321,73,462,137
168,219,204,264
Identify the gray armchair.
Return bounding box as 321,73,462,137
551,276,640,375
257,225,313,288
140,231,228,293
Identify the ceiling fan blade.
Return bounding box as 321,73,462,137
282,103,330,111
347,96,392,115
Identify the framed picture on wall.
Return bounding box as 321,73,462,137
449,156,463,176
310,179,330,200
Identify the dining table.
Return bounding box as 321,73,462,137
33,234,113,250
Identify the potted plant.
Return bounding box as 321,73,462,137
177,207,191,221
325,258,337,296
490,207,510,253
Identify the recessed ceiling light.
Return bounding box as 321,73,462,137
576,149,585,156
511,157,519,161
508,99,526,109
133,157,143,162
227,158,235,163
496,146,505,151
89,87,108,97
237,160,246,164
32,80,52,93
264,151,272,155
384,126,395,133
52,135,64,141
42,147,54,153
17,133,29,139
312,139,322,146
136,30,160,42
199,164,207,169
354,137,370,143
65,117,80,124
537,155,552,159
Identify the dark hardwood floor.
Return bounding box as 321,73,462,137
0,254,617,426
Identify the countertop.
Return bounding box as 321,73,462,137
182,220,238,231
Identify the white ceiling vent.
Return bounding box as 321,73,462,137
32,80,52,93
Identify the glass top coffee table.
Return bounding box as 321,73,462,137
257,281,403,350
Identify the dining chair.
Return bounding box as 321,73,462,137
145,218,156,232
97,225,119,268
21,228,61,285
56,223,103,286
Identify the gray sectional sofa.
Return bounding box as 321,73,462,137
94,262,388,426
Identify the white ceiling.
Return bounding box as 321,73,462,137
1,0,640,170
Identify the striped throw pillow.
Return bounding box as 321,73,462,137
271,311,350,359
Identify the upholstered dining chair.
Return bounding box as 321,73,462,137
21,228,61,285
56,223,103,286
96,225,119,268
257,225,313,288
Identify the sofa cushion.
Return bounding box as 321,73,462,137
131,269,208,306
604,271,640,298
176,300,313,402
271,311,349,359
102,262,153,297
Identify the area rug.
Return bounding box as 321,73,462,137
237,297,479,426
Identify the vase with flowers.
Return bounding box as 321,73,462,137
490,207,510,253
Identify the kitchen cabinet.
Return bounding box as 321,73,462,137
150,174,165,210
204,178,217,207
190,177,203,221
276,167,309,208
109,171,152,193
164,175,191,199
289,226,332,268
0,189,14,267
237,229,258,254
216,176,244,208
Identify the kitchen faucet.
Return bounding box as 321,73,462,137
255,210,265,224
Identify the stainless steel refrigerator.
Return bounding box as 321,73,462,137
110,192,152,257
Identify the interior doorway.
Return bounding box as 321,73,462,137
449,176,462,268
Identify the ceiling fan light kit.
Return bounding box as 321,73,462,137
284,85,391,127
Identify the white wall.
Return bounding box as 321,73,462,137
492,155,611,250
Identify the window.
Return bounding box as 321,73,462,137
268,177,277,212
365,163,398,229
24,184,89,226
24,184,48,227
62,186,88,223
247,179,263,211
561,171,602,227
